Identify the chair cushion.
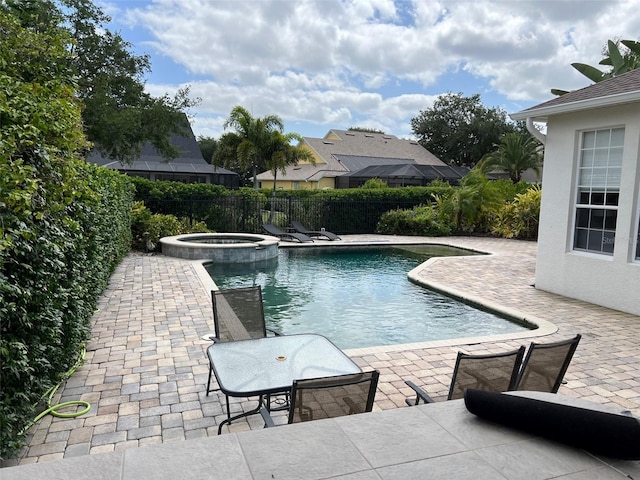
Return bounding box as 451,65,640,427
464,389,640,460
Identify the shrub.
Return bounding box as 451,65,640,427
360,178,388,189
0,163,133,458
492,185,541,239
376,205,452,236
435,170,506,233
130,202,210,251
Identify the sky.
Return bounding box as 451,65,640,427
100,0,640,140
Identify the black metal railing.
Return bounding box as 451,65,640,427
138,195,426,234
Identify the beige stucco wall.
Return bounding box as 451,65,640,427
263,175,336,191
317,177,336,189
535,102,640,316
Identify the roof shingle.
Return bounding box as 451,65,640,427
512,68,640,120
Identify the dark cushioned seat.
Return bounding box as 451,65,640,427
464,389,640,460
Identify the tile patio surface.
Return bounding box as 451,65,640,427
4,235,640,469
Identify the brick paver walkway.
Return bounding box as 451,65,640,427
5,236,639,466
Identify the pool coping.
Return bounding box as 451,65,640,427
160,233,280,262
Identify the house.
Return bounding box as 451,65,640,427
256,129,467,189
511,68,640,316
87,122,240,188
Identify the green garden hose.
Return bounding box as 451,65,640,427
20,344,91,435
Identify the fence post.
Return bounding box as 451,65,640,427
189,193,194,227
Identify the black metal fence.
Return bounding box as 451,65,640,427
138,195,427,234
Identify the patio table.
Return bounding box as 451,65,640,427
207,333,361,434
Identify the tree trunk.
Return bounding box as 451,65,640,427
268,170,277,224
252,164,258,191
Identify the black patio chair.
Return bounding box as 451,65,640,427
261,223,313,243
514,334,581,393
290,221,341,241
205,286,285,414
208,285,280,344
405,346,526,405
260,370,379,427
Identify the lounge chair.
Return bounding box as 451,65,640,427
261,223,313,242
405,346,525,405
260,371,379,427
290,221,341,241
514,334,581,393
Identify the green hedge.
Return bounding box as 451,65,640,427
376,205,452,236
130,177,267,232
130,176,538,238
0,162,133,458
131,177,450,234
0,10,134,458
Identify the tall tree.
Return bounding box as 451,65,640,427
411,93,516,168
197,136,218,163
552,39,640,95
476,133,542,183
211,132,252,185
266,132,314,193
3,0,197,163
222,106,284,190
265,131,314,222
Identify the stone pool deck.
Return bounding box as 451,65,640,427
3,235,640,470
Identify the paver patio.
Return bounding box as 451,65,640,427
3,235,639,467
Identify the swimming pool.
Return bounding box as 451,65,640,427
205,245,531,350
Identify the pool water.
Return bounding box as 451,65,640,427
205,246,530,350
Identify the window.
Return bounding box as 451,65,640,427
573,127,624,255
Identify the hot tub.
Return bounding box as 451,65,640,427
159,233,279,263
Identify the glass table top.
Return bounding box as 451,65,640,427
207,334,361,396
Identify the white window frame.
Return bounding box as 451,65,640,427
572,127,625,256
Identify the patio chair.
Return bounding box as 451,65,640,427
261,223,313,243
260,370,380,427
290,221,341,241
405,346,525,405
206,286,285,412
514,334,581,393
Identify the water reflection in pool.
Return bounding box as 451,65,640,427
205,245,530,350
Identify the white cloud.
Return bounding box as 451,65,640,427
109,0,640,138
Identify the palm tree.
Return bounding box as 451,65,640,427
265,131,314,223
436,169,505,232
477,133,542,183
223,106,284,190
552,39,640,96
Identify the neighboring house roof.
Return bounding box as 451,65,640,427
257,129,445,182
306,129,443,165
342,163,470,182
333,155,416,171
511,68,640,121
87,122,237,178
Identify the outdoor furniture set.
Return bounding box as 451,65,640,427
202,287,639,460
204,286,378,434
